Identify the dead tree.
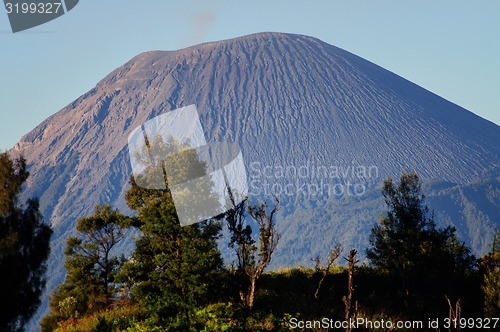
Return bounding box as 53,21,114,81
343,248,359,332
225,196,254,304
225,191,281,308
244,198,281,308
314,244,342,299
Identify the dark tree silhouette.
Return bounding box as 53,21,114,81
367,171,475,317
481,229,500,317
0,152,52,332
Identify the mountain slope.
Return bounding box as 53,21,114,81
14,32,499,329
275,169,499,268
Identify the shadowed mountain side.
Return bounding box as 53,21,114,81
270,169,499,269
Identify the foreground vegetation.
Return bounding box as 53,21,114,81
40,262,490,331
3,141,497,331
38,139,498,331
0,152,52,332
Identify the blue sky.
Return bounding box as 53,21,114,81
1,0,499,150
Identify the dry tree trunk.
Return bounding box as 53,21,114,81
314,244,342,299
343,248,359,332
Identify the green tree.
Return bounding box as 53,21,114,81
0,152,52,332
366,171,475,317
481,229,500,317
119,136,223,329
41,204,130,331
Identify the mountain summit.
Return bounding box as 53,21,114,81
15,32,499,327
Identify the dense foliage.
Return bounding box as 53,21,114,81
481,230,500,317
119,136,225,329
41,170,496,331
41,204,131,331
366,172,477,318
0,152,52,332
119,176,223,330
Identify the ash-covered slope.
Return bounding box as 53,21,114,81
17,32,499,225
15,32,499,328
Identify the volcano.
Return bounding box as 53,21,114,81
14,32,499,328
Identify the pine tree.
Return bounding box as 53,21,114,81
366,171,475,317
41,204,130,331
0,152,52,332
119,136,223,329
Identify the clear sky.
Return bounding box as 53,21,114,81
1,0,499,150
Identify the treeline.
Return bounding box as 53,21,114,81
2,146,497,331
37,155,498,331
